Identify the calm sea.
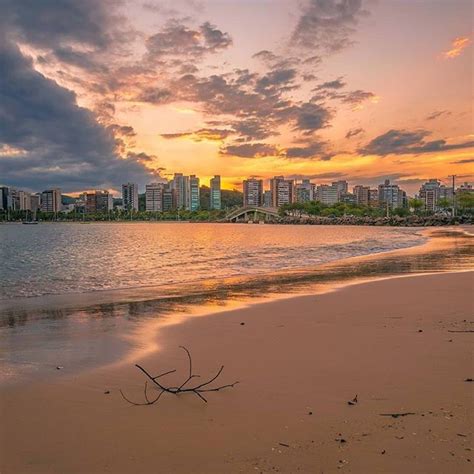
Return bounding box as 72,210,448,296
0,222,425,300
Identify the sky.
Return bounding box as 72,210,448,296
0,0,472,195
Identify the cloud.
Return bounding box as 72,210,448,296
136,87,173,104
161,128,233,141
145,20,232,61
425,110,451,121
285,172,345,180
291,102,333,134
315,78,346,90
284,141,333,160
361,129,474,156
345,127,364,139
230,119,277,141
442,36,471,59
256,68,298,94
291,0,369,53
1,0,130,72
0,38,153,191
252,50,279,63
340,89,375,105
220,143,280,158
311,86,376,107
451,158,474,164
107,124,137,137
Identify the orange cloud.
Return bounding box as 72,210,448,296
443,36,471,59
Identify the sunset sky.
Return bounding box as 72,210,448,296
1,0,472,195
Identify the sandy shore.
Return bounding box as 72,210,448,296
1,272,473,473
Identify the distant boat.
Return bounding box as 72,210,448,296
22,221,38,225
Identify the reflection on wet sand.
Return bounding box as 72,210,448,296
1,228,472,384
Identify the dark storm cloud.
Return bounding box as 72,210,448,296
0,0,129,71
219,143,280,158
0,0,120,49
345,127,364,139
0,39,152,191
291,0,369,53
361,129,474,156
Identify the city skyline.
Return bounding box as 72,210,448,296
2,174,472,216
0,1,472,195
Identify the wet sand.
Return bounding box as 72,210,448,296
1,272,473,473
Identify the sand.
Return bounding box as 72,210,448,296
1,272,473,473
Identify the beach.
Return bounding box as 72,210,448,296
1,270,472,473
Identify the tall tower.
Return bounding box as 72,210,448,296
209,175,221,210
122,183,139,211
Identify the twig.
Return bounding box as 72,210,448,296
120,346,239,406
379,412,416,418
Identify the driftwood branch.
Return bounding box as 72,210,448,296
120,346,239,406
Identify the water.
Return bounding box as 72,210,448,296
0,222,424,300
1,224,473,385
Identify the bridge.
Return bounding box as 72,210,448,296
224,206,282,222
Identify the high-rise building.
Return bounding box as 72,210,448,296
418,179,453,212
188,175,200,211
0,187,12,211
243,178,263,207
145,183,164,212
294,179,315,203
162,186,173,211
316,184,338,205
353,185,370,206
263,190,272,208
369,189,379,208
41,189,62,213
96,190,113,213
171,173,187,209
85,193,97,214
332,180,349,198
378,179,406,210
17,190,31,211
209,175,221,210
122,183,139,212
30,194,41,212
270,176,294,207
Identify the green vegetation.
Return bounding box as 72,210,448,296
0,208,227,222
279,201,386,218
280,194,473,218
457,191,474,212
